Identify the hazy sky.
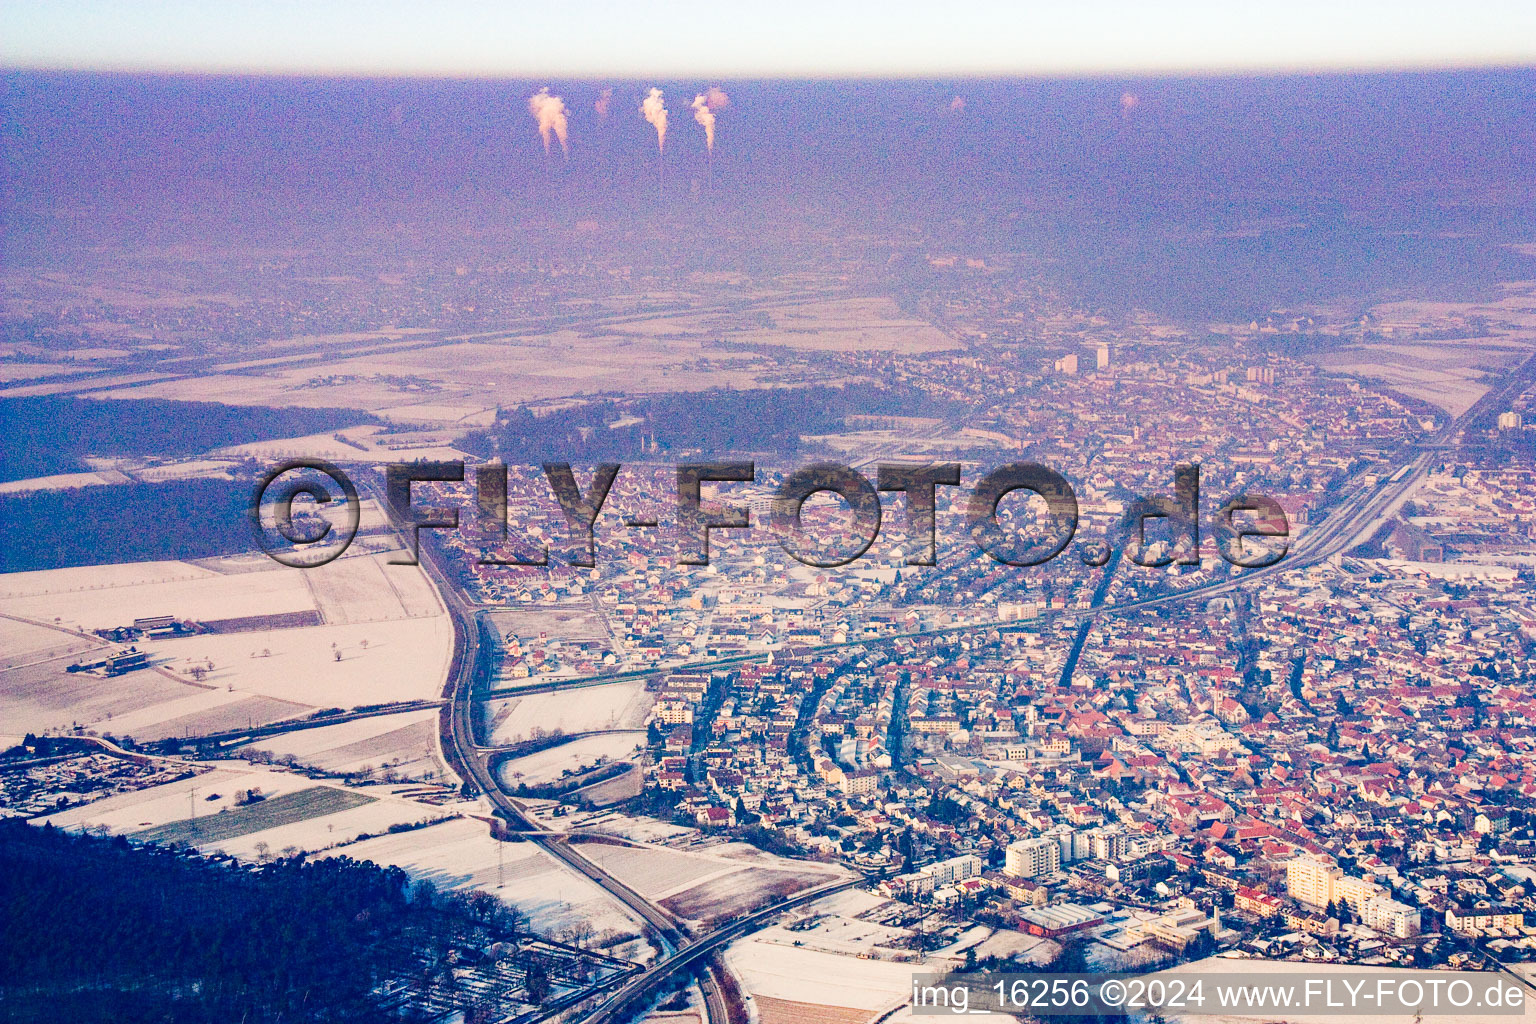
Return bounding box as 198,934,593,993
3,1,1534,78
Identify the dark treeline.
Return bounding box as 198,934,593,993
0,819,517,1023
0,478,252,572
460,384,963,463
0,396,375,482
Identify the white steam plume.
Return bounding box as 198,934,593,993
691,96,715,152
640,87,668,152
527,87,569,157
691,86,729,152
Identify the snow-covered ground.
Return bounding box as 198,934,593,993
0,470,113,494
42,763,324,834
0,559,312,630
565,810,698,845
486,681,652,744
577,842,752,901
320,816,649,941
967,927,1053,963
137,614,453,706
304,551,443,623
215,425,467,463
727,932,1019,1024
496,732,645,787
726,936,920,1010
0,549,452,739
201,795,445,860
234,709,444,779
0,615,98,666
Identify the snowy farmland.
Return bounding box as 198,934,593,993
496,732,645,788
0,548,452,741
574,842,752,902
130,786,379,846
572,835,847,913
133,614,452,706
39,759,452,860
41,764,320,834
662,865,847,927
320,816,650,943
726,933,1018,1024
485,680,652,744
0,623,268,744
566,810,697,845
725,937,918,1012
234,708,445,780
0,558,313,630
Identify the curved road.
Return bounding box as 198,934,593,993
381,490,755,1024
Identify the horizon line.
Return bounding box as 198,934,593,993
4,57,1535,84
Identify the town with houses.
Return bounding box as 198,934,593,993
4,208,1536,1022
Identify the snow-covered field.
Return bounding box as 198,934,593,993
662,853,847,926
41,759,450,858
0,549,452,739
137,614,452,706
710,841,850,873
726,936,919,1010
804,888,889,918
134,459,237,483
570,811,698,845
0,470,115,494
0,548,440,633
772,912,912,956
42,763,326,834
0,654,231,743
727,933,1021,1024
496,733,645,787
321,816,648,940
0,615,102,668
78,687,269,737
305,551,443,623
966,927,1053,963
554,814,849,913
486,681,652,744
200,793,444,860
234,709,444,779
576,842,751,901
0,559,312,630
214,425,467,463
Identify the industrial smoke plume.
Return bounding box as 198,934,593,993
690,96,715,152
641,87,668,152
528,87,569,157
690,86,729,153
